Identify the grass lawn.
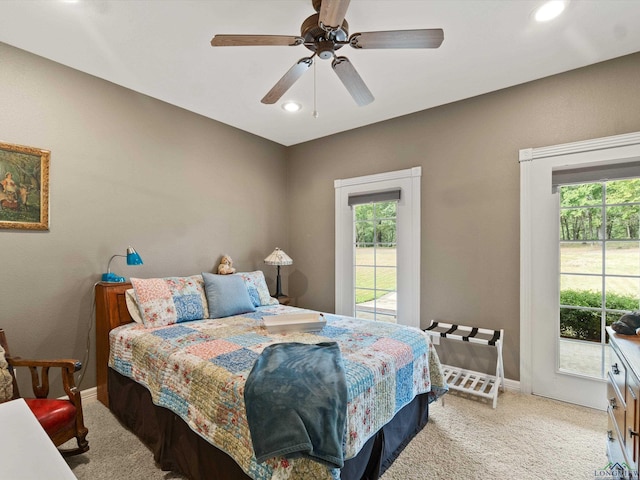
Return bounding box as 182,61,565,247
354,247,396,303
561,243,639,297
353,244,639,306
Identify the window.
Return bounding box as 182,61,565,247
335,168,421,328
559,178,640,378
519,131,640,407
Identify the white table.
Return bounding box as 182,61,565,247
0,398,77,479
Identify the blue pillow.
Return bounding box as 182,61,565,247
202,272,256,319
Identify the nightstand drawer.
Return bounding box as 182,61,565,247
608,407,629,468
627,375,640,463
610,347,627,402
609,376,626,440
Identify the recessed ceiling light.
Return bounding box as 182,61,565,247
534,0,568,22
282,101,302,113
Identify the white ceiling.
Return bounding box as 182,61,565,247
1,1,639,146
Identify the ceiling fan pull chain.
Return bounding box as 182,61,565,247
313,60,319,119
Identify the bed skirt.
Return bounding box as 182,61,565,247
108,368,430,480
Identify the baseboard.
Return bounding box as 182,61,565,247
81,386,97,402
56,386,97,402
503,378,520,391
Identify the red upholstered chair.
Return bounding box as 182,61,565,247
0,328,89,456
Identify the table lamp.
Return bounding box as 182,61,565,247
264,247,292,298
101,246,143,282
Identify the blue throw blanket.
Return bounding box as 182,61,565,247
244,342,348,469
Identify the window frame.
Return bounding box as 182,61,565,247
335,167,421,328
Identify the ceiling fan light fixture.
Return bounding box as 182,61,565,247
534,0,568,22
282,101,302,113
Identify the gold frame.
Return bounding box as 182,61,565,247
0,141,50,230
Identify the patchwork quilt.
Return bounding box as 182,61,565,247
109,305,447,480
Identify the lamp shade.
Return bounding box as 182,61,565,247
264,248,292,266
126,246,143,265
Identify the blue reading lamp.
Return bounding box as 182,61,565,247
101,246,143,282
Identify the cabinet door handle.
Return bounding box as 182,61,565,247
629,427,638,438
612,363,620,375
609,397,618,409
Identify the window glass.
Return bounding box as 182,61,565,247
559,307,602,342
559,178,640,379
560,183,602,207
560,274,602,308
559,207,602,241
560,241,602,274
376,246,396,267
605,241,640,276
375,267,397,292
606,206,640,240
355,266,375,290
606,179,640,204
605,277,640,311
353,200,398,322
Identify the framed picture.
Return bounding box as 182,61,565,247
0,141,50,230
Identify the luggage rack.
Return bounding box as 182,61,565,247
424,321,505,408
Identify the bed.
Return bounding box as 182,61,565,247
95,275,447,480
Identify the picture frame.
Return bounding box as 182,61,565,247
0,141,50,230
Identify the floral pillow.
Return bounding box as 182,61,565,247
233,271,279,307
0,345,13,403
131,275,209,328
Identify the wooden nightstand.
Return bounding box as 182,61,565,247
275,295,291,306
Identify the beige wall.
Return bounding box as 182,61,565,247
0,43,288,393
286,52,640,381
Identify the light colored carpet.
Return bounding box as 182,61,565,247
66,390,607,480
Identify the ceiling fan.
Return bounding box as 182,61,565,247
210,0,444,107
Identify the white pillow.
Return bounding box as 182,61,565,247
125,288,144,324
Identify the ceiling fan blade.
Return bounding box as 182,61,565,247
319,0,351,32
261,57,314,105
331,56,374,107
211,35,304,47
349,29,444,49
